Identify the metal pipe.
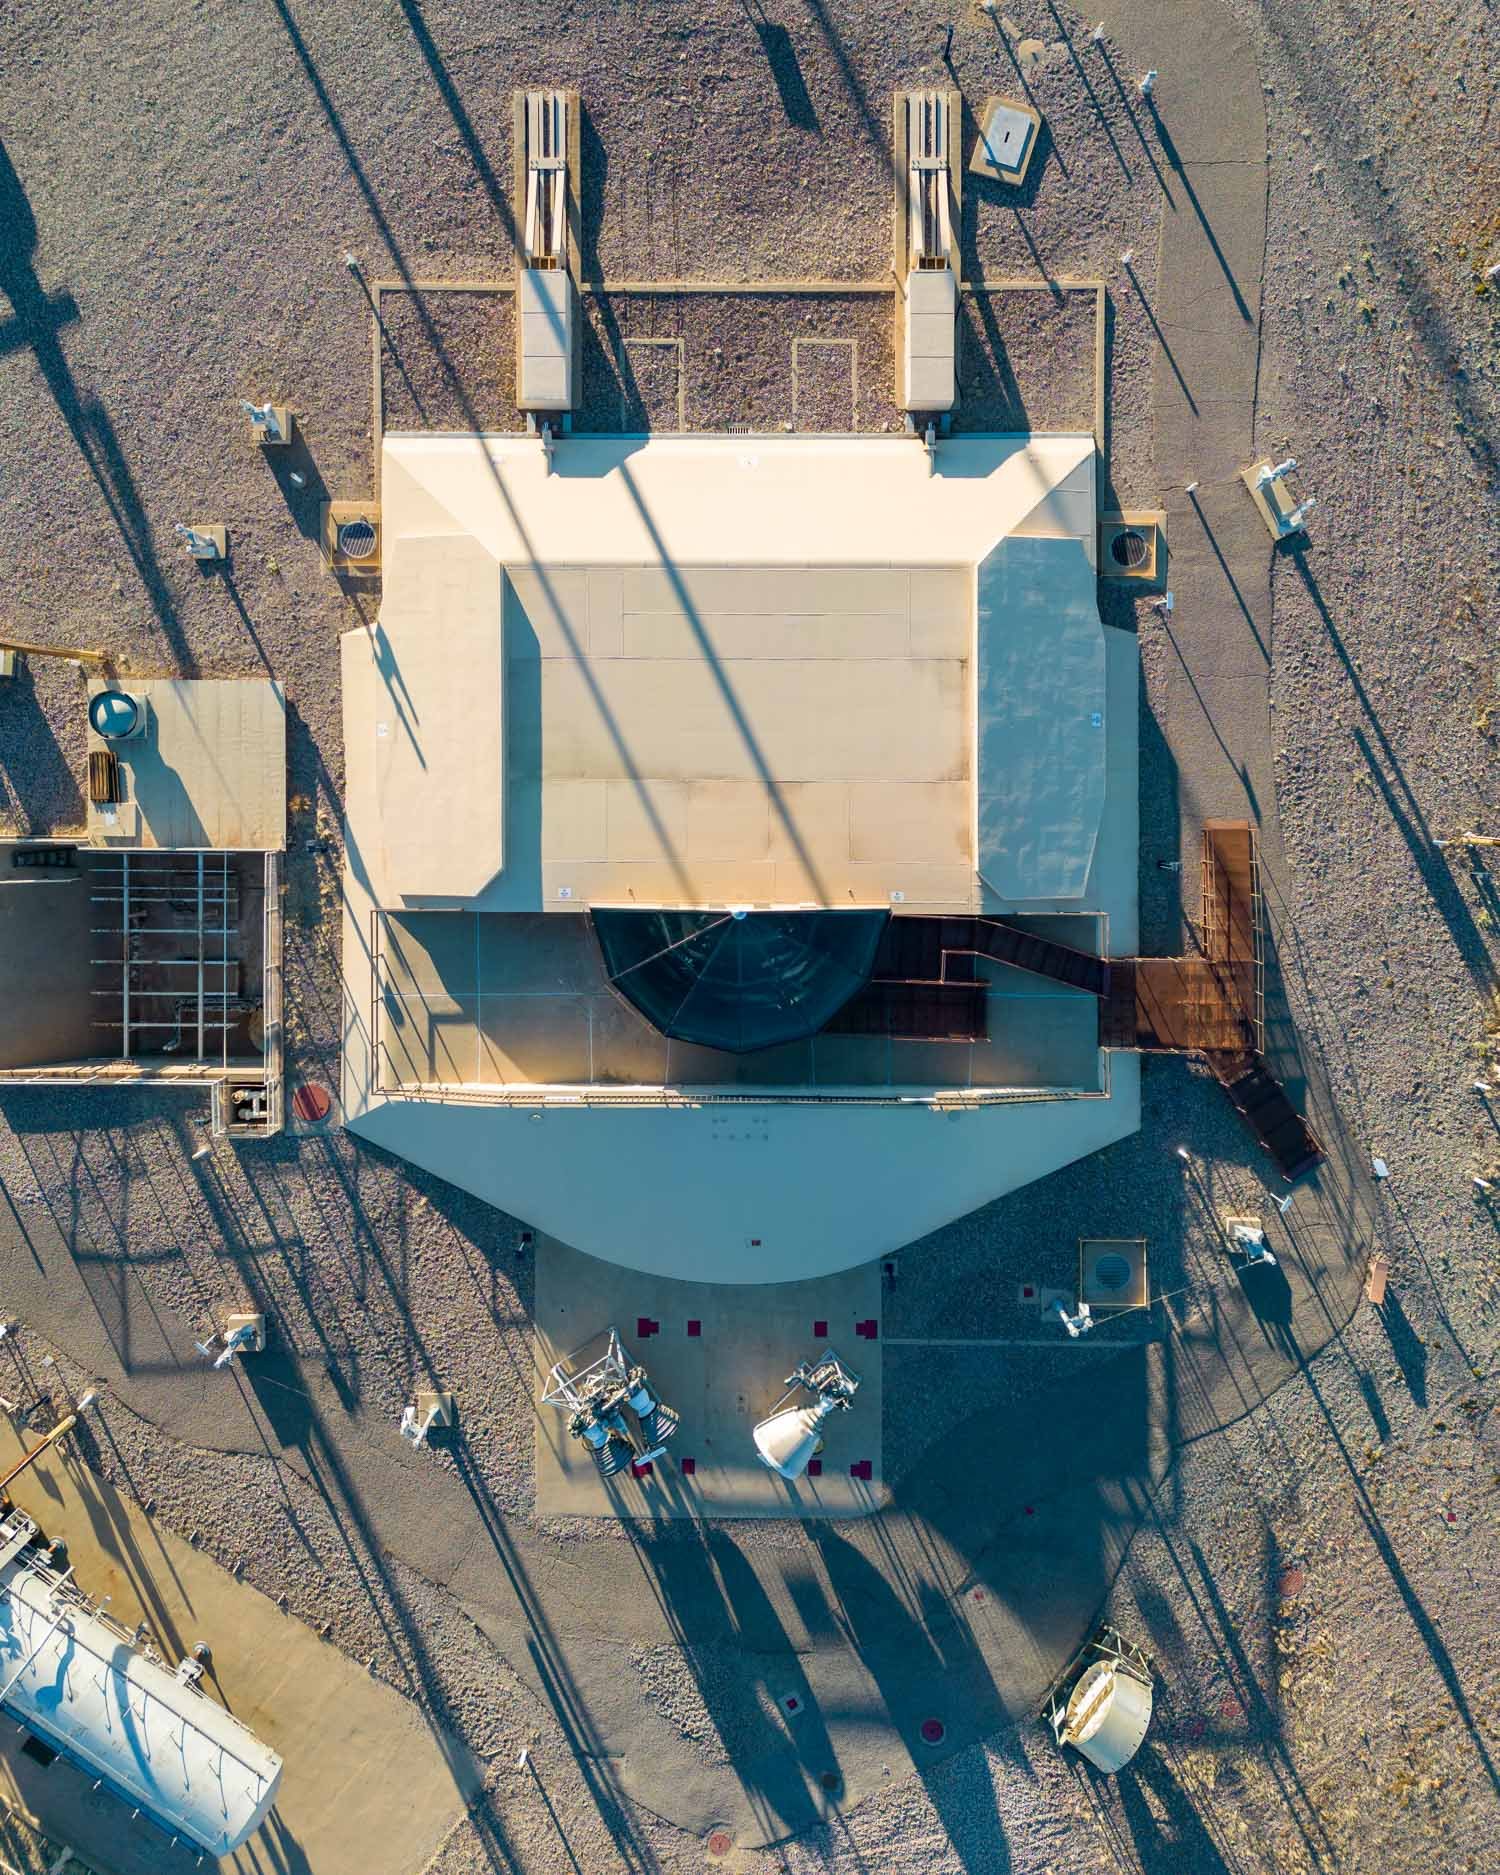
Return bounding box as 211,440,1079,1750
0,1414,78,1493
0,633,107,666
0,1608,68,1704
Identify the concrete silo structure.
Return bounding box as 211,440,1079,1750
0,1508,282,1856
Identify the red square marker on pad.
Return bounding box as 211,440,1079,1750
680,1457,696,1476
636,1317,659,1339
849,1459,873,1481
813,1319,828,1338
686,1319,701,1337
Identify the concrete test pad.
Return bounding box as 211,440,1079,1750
533,1236,884,1519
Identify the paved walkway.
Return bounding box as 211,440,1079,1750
0,7,1389,1865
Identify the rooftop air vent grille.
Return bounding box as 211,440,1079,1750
322,501,382,576
337,518,378,561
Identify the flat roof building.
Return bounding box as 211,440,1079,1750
339,430,1140,1280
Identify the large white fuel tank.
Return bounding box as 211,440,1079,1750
0,1511,281,1856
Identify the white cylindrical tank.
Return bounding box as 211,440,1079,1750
1056,1659,1154,1773
0,1514,282,1856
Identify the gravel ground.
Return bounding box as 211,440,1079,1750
380,284,1097,439
0,0,1497,1870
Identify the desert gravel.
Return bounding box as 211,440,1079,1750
0,0,1497,1870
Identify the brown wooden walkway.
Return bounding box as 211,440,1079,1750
1103,821,1322,1181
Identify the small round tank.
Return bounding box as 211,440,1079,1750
1057,1658,1153,1773
88,690,144,740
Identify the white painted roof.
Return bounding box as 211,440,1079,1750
380,431,1093,569
347,1058,1141,1283
337,432,1142,1278
370,536,505,900
354,433,1105,910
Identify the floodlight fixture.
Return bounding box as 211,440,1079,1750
241,401,285,444
1052,1298,1094,1338
195,1323,254,1370
194,1311,265,1370
174,523,225,562
1228,1220,1277,1267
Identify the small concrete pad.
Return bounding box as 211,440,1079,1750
969,96,1041,185
85,678,286,852
0,1422,481,1875
534,1237,883,1518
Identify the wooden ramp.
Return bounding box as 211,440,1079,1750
873,916,1109,996
1212,1051,1324,1182
1201,819,1262,1048
1102,821,1323,1183
831,915,1109,1042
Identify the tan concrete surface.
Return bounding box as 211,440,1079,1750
0,1422,481,1875
372,534,505,902
85,680,286,853
533,1238,884,1518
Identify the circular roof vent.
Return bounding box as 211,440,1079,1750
1109,528,1150,570
1094,1252,1133,1292
336,517,378,561
88,691,145,740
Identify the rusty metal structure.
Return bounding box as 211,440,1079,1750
1104,822,1321,1180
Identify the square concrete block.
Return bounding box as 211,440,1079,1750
908,312,956,358
969,97,1042,185
903,353,955,412
522,309,568,352
519,352,571,410
415,1390,454,1429
1079,1237,1148,1311
224,1311,266,1351
518,266,571,318
907,267,957,317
